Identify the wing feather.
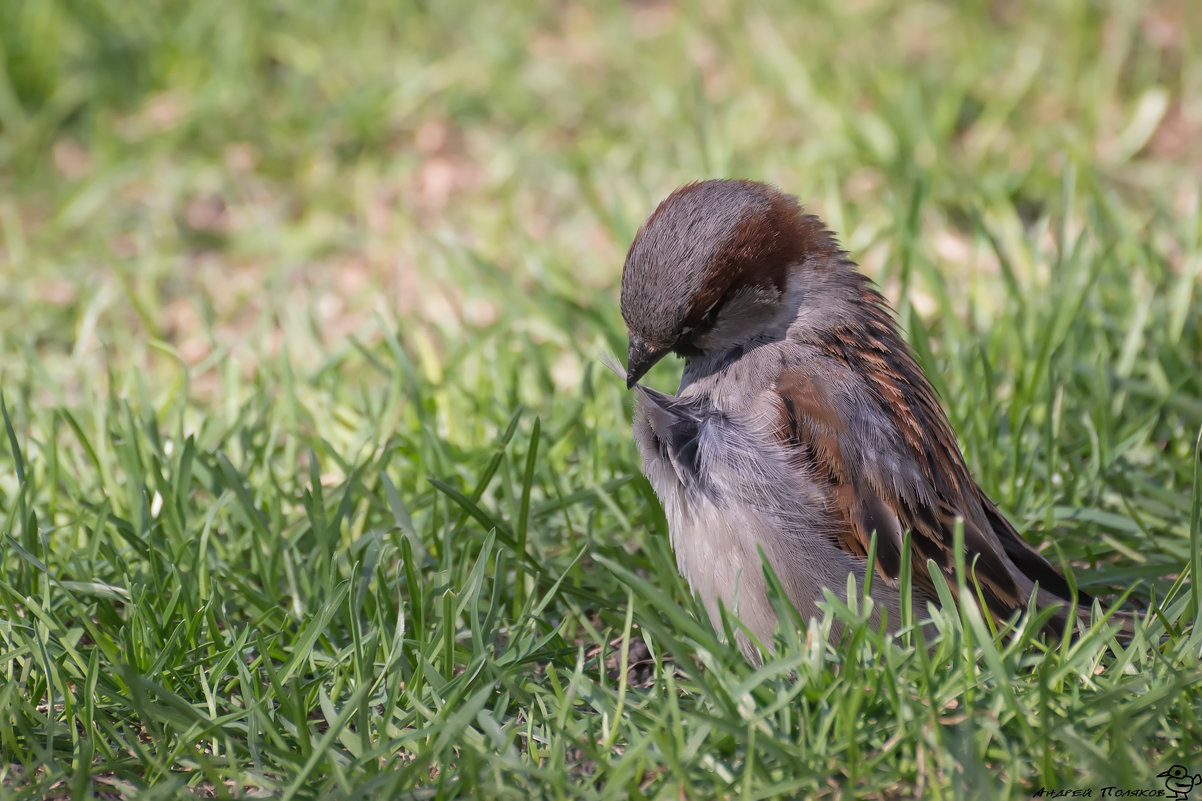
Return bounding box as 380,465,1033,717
773,283,1094,626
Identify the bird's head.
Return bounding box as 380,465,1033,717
619,179,838,387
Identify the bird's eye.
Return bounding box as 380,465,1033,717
676,302,722,348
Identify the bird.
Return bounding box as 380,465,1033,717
618,178,1105,660
1158,765,1202,801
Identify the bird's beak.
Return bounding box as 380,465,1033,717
626,334,667,389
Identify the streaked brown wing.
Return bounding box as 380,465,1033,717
773,283,1092,622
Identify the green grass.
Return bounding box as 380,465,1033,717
2,0,1201,798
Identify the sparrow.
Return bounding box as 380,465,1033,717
619,179,1098,659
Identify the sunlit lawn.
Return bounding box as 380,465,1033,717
1,0,1200,798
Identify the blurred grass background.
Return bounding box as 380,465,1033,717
1,0,1201,798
